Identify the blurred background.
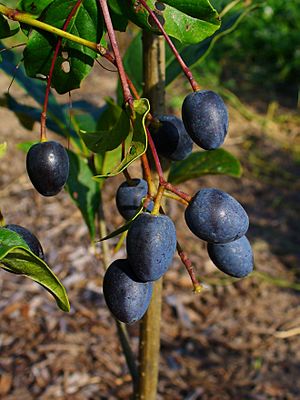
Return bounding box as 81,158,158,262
0,0,299,399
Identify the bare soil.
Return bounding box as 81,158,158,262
0,67,300,400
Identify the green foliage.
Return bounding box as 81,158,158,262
118,2,256,96
0,0,247,316
205,0,300,93
166,3,260,86
0,228,70,312
93,98,150,178
23,0,104,94
123,0,220,44
108,0,128,31
80,105,130,153
65,150,100,240
168,149,242,184
0,14,19,41
17,0,54,16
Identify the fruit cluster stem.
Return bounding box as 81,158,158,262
161,181,192,203
176,242,203,293
152,185,165,215
138,0,200,92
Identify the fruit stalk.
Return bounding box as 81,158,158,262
40,0,83,141
136,33,166,400
176,242,202,293
138,0,200,92
98,0,133,106
152,185,165,215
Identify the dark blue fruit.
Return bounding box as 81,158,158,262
116,178,153,220
182,90,229,150
26,140,69,196
185,188,249,244
103,259,153,324
126,213,177,282
207,236,254,278
5,224,44,259
149,115,193,161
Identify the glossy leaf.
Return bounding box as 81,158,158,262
80,107,131,153
0,14,19,39
166,4,260,85
168,149,242,184
0,46,71,133
23,0,103,94
124,0,220,44
93,98,150,179
65,150,100,240
108,0,129,31
17,0,55,16
0,142,7,159
0,228,70,312
17,141,37,153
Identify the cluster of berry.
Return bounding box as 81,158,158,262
103,90,253,324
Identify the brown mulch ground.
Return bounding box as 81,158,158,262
0,68,300,400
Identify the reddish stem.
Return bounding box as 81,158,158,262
40,0,83,141
98,0,133,106
176,242,202,293
101,48,192,204
138,0,200,92
160,181,192,203
146,126,164,179
126,76,140,100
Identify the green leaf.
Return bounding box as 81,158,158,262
0,14,19,39
0,48,73,135
124,0,220,44
93,98,150,179
108,0,129,31
0,142,7,159
166,4,260,85
23,0,103,94
65,150,100,240
0,228,70,312
17,141,37,153
17,0,55,16
168,149,242,184
80,107,131,153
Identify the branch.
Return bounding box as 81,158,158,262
0,5,106,55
